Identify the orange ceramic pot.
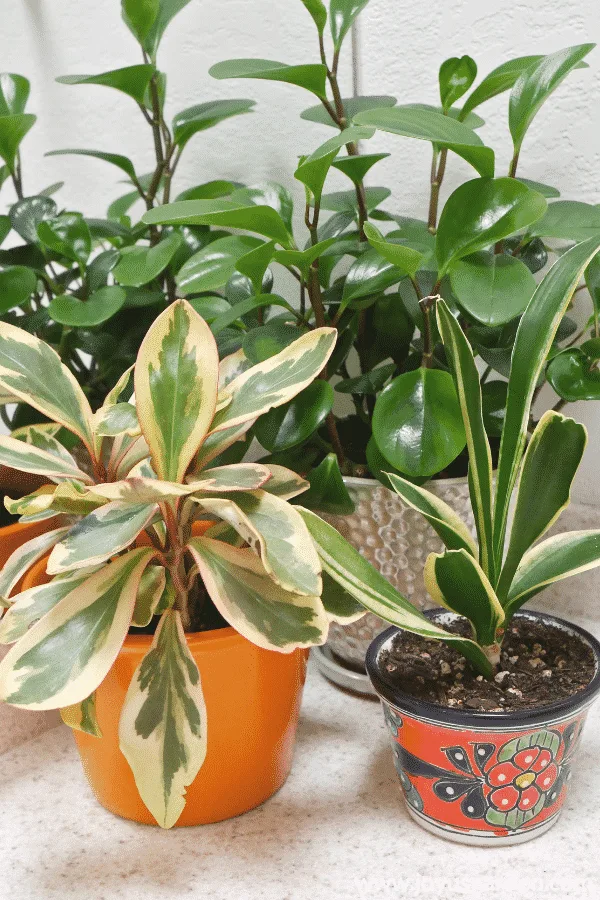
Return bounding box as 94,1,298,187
0,518,61,569
23,553,308,827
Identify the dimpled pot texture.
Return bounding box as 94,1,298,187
22,529,308,828
320,476,474,669
366,610,600,847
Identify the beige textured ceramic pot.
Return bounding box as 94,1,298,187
315,475,474,690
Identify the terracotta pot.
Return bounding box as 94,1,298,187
22,538,308,827
315,475,474,691
366,610,600,846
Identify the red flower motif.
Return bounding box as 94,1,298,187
486,746,558,812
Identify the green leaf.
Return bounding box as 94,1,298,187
295,126,375,201
509,44,594,151
188,536,327,649
113,232,182,287
497,410,586,601
121,0,159,45
300,0,327,31
481,380,507,437
330,0,370,51
187,295,231,323
175,180,238,202
295,453,354,515
142,0,193,58
298,507,492,676
516,178,560,199
176,235,263,295
335,362,396,395
461,56,543,117
46,148,138,182
386,473,476,555
331,152,390,185
0,73,30,115
0,549,154,710
131,564,166,627
436,177,547,276
372,368,466,477
37,213,91,267
61,693,101,737
254,380,334,452
119,608,207,829
321,185,390,214
353,105,494,177
0,527,69,603
505,530,600,616
47,502,157,574
585,254,600,322
235,240,275,294
242,320,303,364
319,571,364,623
363,221,423,278
424,549,504,645
493,236,600,560
142,199,292,246
342,246,405,305
0,114,35,171
229,182,295,235
546,348,600,401
273,237,339,276
436,300,494,575
301,94,397,127
172,99,255,148
56,65,156,106
439,55,477,109
49,286,127,327
210,294,293,336
209,59,328,100
528,200,600,242
0,321,95,450
135,300,219,482
0,266,37,314
94,403,139,438
9,196,57,244
449,251,536,326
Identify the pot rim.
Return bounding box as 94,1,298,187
342,473,469,489
366,609,600,729
123,625,238,652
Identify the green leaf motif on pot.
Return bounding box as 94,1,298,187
118,609,207,829
372,368,466,477
449,252,536,326
547,349,600,401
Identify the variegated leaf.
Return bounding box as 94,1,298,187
91,478,194,504
386,473,477,555
218,348,252,391
94,402,140,437
0,568,99,644
0,548,154,710
113,434,151,479
257,464,310,499
4,486,56,520
0,320,95,450
12,423,82,471
298,507,493,677
47,502,157,574
424,549,504,647
102,365,134,409
0,434,92,483
50,480,107,516
188,536,328,651
320,570,365,624
132,565,167,627
0,527,69,602
60,693,102,737
135,299,219,482
188,463,272,493
209,327,336,434
194,421,253,470
119,609,207,829
196,490,322,596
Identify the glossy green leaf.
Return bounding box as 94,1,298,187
449,251,536,326
49,286,127,327
292,453,354,515
209,294,293,336
142,199,292,246
439,55,477,109
436,177,547,276
37,213,91,266
372,368,466,477
331,152,389,185
528,200,600,241
335,362,395,395
113,233,182,287
481,380,507,437
175,180,237,202
321,186,390,214
175,235,263,295
0,266,37,314
254,380,333,452
229,182,294,235
386,473,476,555
242,320,302,364
0,113,35,171
493,236,600,559
46,148,138,182
497,410,586,601
121,0,159,45
0,74,30,115
295,126,374,201
137,0,193,57
273,237,339,276
56,65,156,106
61,693,101,738
363,221,423,278
301,94,396,127
330,0,369,50
342,246,406,304
187,296,231,323
424,549,504,646
516,178,560,199
235,240,275,294
9,196,57,244
461,56,542,117
209,59,328,100
546,348,600,401
172,98,255,147
353,105,494,176
300,0,327,31
509,45,594,151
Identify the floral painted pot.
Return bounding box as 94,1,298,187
366,610,600,846
315,475,473,692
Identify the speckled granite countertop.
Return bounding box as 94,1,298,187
2,505,600,900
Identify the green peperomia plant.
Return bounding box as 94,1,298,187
143,1,599,510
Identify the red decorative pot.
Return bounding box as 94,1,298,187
366,610,600,846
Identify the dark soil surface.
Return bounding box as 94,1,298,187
379,617,596,712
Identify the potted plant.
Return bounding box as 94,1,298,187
327,237,600,844
0,298,424,829
144,3,599,686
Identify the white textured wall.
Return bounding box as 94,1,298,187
2,0,599,500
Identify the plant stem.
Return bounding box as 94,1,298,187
427,148,447,234
508,150,520,178
419,295,438,368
